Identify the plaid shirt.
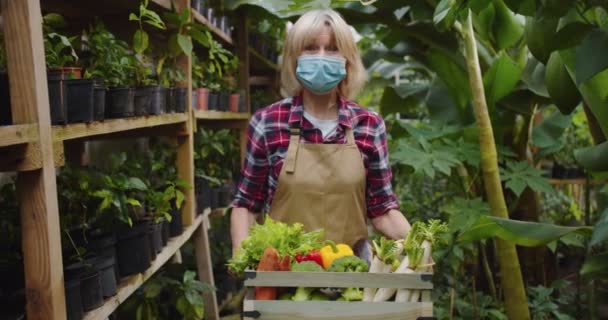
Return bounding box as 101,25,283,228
232,95,399,218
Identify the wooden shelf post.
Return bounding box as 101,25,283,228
2,0,66,319
236,9,251,163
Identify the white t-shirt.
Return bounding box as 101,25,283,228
303,111,339,140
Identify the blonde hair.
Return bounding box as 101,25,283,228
280,9,367,100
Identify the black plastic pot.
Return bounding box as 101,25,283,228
161,221,170,246
208,92,219,110
65,262,103,312
64,275,82,320
149,85,167,115
218,185,234,207
149,222,163,255
89,255,117,298
195,177,211,214
93,86,106,121
169,209,183,237
65,79,95,123
116,221,152,277
87,232,119,282
218,92,229,111
171,87,187,113
0,73,12,125
106,86,135,118
134,86,153,116
165,87,175,113
48,74,67,125
210,187,220,208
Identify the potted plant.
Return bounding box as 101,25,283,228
82,21,136,119
130,0,167,116
93,153,151,277
43,13,80,125
222,55,241,113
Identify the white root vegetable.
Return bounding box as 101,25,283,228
407,240,432,302
362,256,383,301
373,256,412,302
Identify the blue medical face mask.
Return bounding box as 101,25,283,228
296,54,347,95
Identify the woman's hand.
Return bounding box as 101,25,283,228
371,209,411,240
230,207,257,255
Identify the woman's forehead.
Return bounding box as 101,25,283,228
302,24,336,46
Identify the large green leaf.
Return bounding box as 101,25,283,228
521,56,549,97
483,51,523,109
503,0,536,16
574,141,608,172
425,77,466,125
177,34,193,55
426,49,470,110
590,208,608,247
392,137,462,178
525,16,558,63
575,28,608,85
501,161,554,197
545,52,581,114
492,0,524,49
457,215,593,246
581,253,608,279
532,110,572,149
133,29,149,54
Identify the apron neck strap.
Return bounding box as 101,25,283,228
345,127,355,144
284,128,301,173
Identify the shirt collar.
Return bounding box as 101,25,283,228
288,94,352,129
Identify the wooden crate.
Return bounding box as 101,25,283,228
243,271,433,320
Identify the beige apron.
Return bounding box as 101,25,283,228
268,126,368,247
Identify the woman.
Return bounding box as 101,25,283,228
230,9,410,253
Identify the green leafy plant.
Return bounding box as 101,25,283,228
528,280,576,320
194,128,240,186
42,13,79,68
82,21,136,87
0,180,21,265
93,153,148,226
501,161,554,197
130,0,166,86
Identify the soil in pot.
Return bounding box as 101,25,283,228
169,208,183,237
93,86,106,121
65,262,103,312
173,87,187,113
116,220,152,277
88,255,117,298
48,74,67,125
106,87,135,118
0,73,12,125
64,275,82,320
192,88,198,110
207,92,219,110
196,88,209,110
218,92,230,111
134,86,153,116
149,85,167,115
229,93,240,112
66,79,95,123
161,220,170,246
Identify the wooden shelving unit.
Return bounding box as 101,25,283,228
0,0,280,319
195,110,250,120
52,113,188,141
0,123,39,147
83,215,204,320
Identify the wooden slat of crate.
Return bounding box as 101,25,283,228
242,299,433,320
244,271,433,289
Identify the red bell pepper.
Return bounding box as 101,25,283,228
295,249,323,267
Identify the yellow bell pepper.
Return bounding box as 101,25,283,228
319,242,354,269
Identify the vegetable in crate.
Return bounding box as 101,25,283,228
295,249,323,267
255,246,280,300
363,237,403,302
227,216,324,276
290,261,326,301
327,255,368,301
319,242,353,269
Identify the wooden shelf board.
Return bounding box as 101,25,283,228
191,9,234,45
249,48,279,72
195,110,250,120
0,123,38,148
52,113,188,141
82,214,204,320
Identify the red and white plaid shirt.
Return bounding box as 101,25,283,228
232,95,399,218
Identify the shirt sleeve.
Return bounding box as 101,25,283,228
231,110,268,213
365,114,400,218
